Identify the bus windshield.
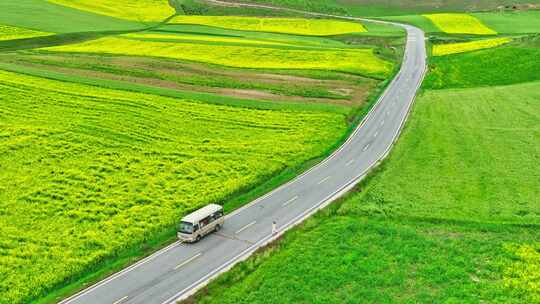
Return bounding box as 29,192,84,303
178,221,194,234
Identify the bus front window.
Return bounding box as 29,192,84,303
179,221,194,234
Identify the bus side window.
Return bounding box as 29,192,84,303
201,216,211,227
193,224,199,232
214,211,223,219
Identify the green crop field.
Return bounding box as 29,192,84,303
188,80,540,304
425,44,540,89
474,10,540,34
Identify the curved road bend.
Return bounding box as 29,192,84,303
59,5,427,304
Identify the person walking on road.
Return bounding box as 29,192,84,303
272,221,277,235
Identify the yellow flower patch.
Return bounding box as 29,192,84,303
423,13,497,35
504,244,540,303
0,24,49,41
170,16,367,36
432,37,512,56
44,37,392,77
48,0,175,22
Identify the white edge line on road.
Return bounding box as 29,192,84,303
174,253,202,270
59,241,182,304
235,221,257,234
112,296,128,304
59,2,425,303
282,196,298,207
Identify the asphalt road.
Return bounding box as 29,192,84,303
59,6,427,304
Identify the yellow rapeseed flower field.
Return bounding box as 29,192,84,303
0,24,49,41
432,37,512,56
124,33,291,46
0,69,347,303
423,13,497,35
170,16,367,36
504,244,540,303
45,37,393,77
48,0,175,22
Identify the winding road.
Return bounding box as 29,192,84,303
59,2,427,304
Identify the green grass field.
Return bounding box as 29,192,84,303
188,80,540,304
474,10,540,34
425,45,540,89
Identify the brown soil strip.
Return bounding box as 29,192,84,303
12,61,371,106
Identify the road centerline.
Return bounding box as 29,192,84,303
283,196,299,207
235,221,257,234
174,253,202,270
345,159,355,166
317,176,331,185
112,296,128,304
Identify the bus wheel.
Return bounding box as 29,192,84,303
215,224,221,232
195,235,201,242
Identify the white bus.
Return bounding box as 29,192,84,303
177,204,224,243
